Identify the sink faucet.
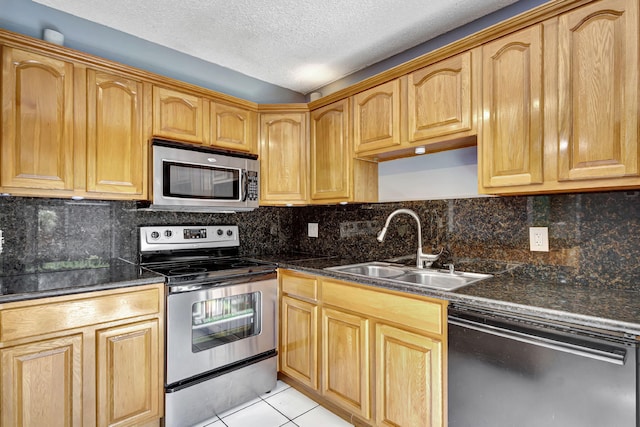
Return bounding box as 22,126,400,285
377,208,439,269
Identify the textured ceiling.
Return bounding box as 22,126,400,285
34,0,518,94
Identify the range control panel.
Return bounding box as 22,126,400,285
140,225,239,252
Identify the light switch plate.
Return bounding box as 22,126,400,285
308,223,319,238
529,227,549,252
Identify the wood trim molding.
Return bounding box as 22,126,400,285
308,0,595,109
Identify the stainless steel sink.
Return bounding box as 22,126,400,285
325,261,492,291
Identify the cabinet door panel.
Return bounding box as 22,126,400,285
280,295,318,389
353,80,401,153
96,319,160,427
87,70,146,196
321,307,370,419
310,99,350,201
481,25,544,188
375,324,443,427
259,113,308,204
1,47,74,191
558,0,639,181
1,334,83,427
152,86,204,143
408,51,473,141
210,103,257,153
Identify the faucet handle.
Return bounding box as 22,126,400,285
444,263,455,274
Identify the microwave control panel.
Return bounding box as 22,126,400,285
246,171,258,201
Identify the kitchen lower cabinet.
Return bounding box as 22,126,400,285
278,270,447,427
375,324,442,427
0,283,164,427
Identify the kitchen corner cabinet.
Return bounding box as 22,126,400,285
353,79,402,155
86,69,148,197
152,86,207,144
407,49,478,144
210,102,257,153
1,47,75,193
310,99,378,204
278,270,447,427
0,283,164,427
479,24,544,190
259,111,309,205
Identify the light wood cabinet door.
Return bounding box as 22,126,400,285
259,112,308,205
1,47,75,192
86,69,147,197
1,334,83,427
557,0,639,182
280,295,318,390
480,25,544,189
310,99,351,202
407,51,474,142
353,80,401,154
321,307,370,420
210,102,257,153
96,319,161,427
152,86,205,143
375,324,443,427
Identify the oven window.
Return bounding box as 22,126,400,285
164,161,240,200
191,292,261,352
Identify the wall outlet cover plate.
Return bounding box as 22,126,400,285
529,226,549,252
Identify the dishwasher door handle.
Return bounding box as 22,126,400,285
448,316,628,365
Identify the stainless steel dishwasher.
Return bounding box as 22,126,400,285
448,304,638,427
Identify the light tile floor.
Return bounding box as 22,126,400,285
193,380,354,427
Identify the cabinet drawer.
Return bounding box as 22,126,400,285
280,270,319,302
322,279,444,335
0,286,162,342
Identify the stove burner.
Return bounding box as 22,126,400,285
169,267,208,275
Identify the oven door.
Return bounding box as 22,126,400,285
165,274,277,385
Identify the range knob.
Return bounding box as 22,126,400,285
164,230,173,238
150,231,160,240
217,229,224,236
227,229,233,237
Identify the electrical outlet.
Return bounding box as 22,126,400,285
308,223,319,238
529,227,549,252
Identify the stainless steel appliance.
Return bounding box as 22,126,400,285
151,138,259,212
139,225,277,427
448,304,639,427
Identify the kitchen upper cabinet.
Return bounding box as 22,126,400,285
479,25,544,190
375,324,443,427
321,307,371,420
279,271,319,390
210,102,257,153
86,69,148,197
407,50,478,144
152,86,206,144
557,0,639,183
353,79,401,155
0,283,164,427
259,111,308,205
1,47,75,193
310,99,351,202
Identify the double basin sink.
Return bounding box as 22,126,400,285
326,261,492,291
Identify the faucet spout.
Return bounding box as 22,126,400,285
377,208,439,269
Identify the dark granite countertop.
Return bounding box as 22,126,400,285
0,258,164,303
273,255,640,336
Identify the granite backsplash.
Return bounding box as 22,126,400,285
0,190,638,289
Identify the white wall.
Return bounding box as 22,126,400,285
378,146,483,201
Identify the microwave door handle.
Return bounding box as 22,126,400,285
242,170,249,202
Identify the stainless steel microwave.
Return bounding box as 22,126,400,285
151,138,259,212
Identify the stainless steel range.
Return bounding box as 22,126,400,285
139,225,277,427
